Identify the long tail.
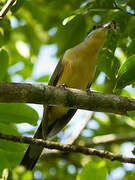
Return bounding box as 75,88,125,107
20,108,76,170
20,123,43,170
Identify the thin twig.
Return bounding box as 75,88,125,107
0,132,135,164
0,0,16,19
41,132,135,158
84,132,135,146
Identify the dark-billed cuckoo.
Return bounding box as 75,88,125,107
20,20,116,170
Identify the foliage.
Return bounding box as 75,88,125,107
0,0,135,179
76,160,107,180
0,166,33,180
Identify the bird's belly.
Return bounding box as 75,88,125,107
48,60,96,125
57,60,95,90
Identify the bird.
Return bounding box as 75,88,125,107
20,20,116,170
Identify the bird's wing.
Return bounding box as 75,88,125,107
20,55,65,169
20,54,76,170
48,54,65,86
43,53,77,139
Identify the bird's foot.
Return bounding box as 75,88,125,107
58,83,67,88
86,88,91,92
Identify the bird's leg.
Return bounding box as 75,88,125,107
86,88,91,92
58,83,67,88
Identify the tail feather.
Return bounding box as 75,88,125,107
20,109,76,170
20,123,43,170
20,145,43,170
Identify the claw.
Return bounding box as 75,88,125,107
58,83,67,88
86,88,91,92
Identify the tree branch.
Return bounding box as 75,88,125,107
0,132,135,164
0,0,16,19
41,132,135,159
0,82,135,116
63,112,93,144
83,132,135,146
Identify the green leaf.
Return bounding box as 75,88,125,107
122,171,135,180
97,30,119,82
35,75,50,82
118,55,135,76
0,103,38,125
0,18,11,46
127,110,135,121
0,149,24,173
76,161,107,180
62,15,76,26
22,171,33,180
52,15,86,56
132,147,135,156
0,49,9,81
1,168,10,180
0,122,25,152
116,55,135,89
132,82,135,88
0,166,33,180
11,0,24,13
12,166,33,180
115,0,127,9
0,138,25,152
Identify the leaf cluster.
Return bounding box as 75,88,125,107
0,0,135,179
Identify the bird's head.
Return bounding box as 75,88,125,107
86,20,116,41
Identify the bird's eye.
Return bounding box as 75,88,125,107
86,25,97,35
92,25,97,30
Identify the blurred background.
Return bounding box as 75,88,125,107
0,0,135,179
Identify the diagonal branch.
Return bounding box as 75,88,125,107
0,82,135,116
62,113,93,144
0,0,16,19
41,132,135,159
84,132,135,146
0,132,135,164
